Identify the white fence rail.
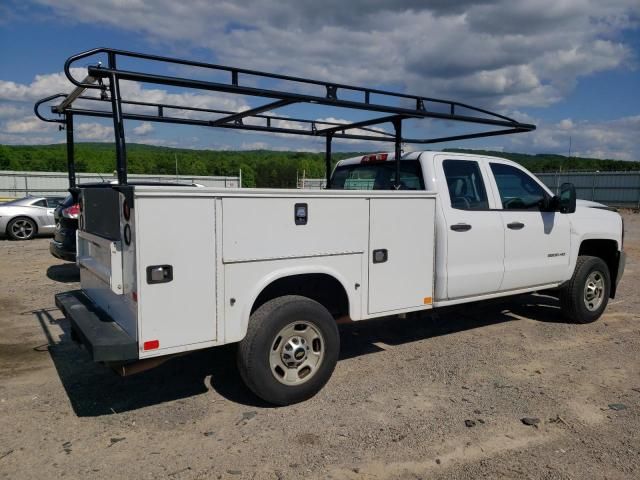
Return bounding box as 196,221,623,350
0,171,240,198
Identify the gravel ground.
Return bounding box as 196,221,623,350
0,213,639,480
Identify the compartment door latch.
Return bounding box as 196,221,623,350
146,265,173,284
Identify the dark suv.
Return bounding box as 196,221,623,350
50,182,202,262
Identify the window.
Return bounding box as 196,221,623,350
32,199,47,208
443,160,489,210
330,160,425,190
490,163,548,210
46,197,63,208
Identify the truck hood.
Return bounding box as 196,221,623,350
576,199,606,208
576,199,617,212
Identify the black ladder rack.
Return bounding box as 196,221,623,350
34,47,536,188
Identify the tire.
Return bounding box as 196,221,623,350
560,255,610,324
237,295,339,406
7,217,37,241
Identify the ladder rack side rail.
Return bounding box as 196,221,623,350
63,106,531,145
85,66,535,131
70,94,397,138
64,48,477,110
61,107,399,142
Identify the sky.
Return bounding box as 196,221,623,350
0,0,639,160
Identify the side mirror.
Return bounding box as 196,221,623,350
558,182,576,214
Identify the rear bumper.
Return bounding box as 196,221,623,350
55,290,138,362
50,240,76,262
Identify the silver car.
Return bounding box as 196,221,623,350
0,196,65,240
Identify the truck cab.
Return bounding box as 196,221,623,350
331,151,625,307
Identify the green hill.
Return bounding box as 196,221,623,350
0,143,638,188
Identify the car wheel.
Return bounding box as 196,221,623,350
237,295,340,406
560,255,610,324
7,217,37,241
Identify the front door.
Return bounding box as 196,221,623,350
438,158,505,299
488,162,570,290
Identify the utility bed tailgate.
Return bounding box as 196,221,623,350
77,186,137,340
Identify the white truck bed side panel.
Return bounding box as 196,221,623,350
222,197,368,263
368,198,436,314
136,197,217,355
224,253,363,343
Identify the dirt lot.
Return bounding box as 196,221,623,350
0,214,639,480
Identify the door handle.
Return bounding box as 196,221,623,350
507,222,525,230
450,223,472,232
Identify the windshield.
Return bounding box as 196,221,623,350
330,160,425,190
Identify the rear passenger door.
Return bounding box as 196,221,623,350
437,158,504,299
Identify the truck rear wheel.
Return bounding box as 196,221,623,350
560,255,610,324
237,295,339,405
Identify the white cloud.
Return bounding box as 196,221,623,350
508,115,640,160
0,103,26,118
3,116,57,134
0,68,88,102
28,0,638,110
75,123,113,141
132,121,153,136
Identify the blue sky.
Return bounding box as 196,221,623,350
1,0,639,159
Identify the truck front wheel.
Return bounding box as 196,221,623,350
237,295,339,405
560,255,610,324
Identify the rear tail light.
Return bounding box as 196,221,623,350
143,340,159,351
361,153,388,163
62,203,80,219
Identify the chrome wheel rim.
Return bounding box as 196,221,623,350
584,270,605,311
10,219,34,239
269,321,325,386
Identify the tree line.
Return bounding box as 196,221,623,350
0,143,638,188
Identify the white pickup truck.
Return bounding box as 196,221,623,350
39,48,625,405
55,150,625,405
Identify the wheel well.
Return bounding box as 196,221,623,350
578,239,619,297
6,216,38,234
252,274,350,318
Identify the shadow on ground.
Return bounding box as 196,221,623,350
34,293,568,416
46,264,80,283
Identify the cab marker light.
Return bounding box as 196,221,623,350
361,153,388,163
